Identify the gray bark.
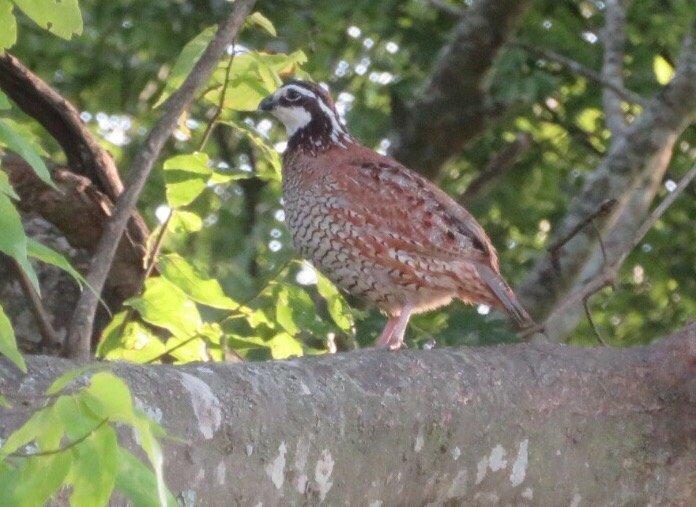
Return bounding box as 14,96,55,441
519,32,696,334
1,323,694,505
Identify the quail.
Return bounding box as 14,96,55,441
259,81,534,350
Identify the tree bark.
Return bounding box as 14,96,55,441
1,323,694,505
391,0,530,178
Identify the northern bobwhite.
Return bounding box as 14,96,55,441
259,80,534,350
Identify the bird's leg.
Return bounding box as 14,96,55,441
376,317,399,348
385,303,414,351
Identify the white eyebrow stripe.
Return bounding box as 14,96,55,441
280,84,348,137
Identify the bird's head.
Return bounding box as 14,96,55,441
258,80,351,151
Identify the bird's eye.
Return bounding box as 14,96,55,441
286,89,301,101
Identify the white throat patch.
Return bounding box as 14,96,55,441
272,106,312,136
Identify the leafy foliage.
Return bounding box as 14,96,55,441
0,370,174,507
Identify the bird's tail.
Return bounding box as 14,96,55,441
475,264,535,331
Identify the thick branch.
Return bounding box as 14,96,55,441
1,324,694,504
65,0,257,360
391,0,531,178
601,0,629,136
519,32,696,330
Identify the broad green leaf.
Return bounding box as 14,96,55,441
0,402,52,456
162,334,208,363
55,395,96,441
653,55,675,85
0,193,40,294
26,237,84,288
116,448,178,507
12,0,82,40
67,424,118,507
159,253,238,310
0,303,26,372
169,210,203,233
0,90,10,110
0,451,72,507
221,120,281,180
245,12,277,36
0,0,16,50
126,277,202,338
47,364,105,396
82,372,135,423
266,332,303,359
0,169,19,199
96,312,166,363
155,26,216,107
131,417,168,507
162,152,212,208
0,394,9,408
0,118,54,189
275,285,316,336
317,273,354,331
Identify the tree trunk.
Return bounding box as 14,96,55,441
1,324,694,505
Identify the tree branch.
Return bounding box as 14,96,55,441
601,0,630,135
391,0,531,178
515,42,646,107
65,0,257,360
519,31,696,334
1,324,694,504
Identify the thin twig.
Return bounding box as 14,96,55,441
65,0,257,360
8,258,59,350
544,164,696,327
8,418,109,458
548,198,617,272
583,295,608,346
514,42,646,106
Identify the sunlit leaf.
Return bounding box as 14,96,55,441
169,210,203,233
0,302,27,373
159,253,238,310
47,364,105,396
275,285,316,336
66,424,118,507
162,152,212,208
245,12,277,36
0,169,19,199
115,448,178,507
0,402,53,456
126,277,202,339
0,119,54,189
317,273,354,331
0,0,17,50
266,332,303,359
0,193,40,294
96,311,167,363
26,238,85,289
653,55,675,85
0,451,72,507
155,26,216,107
12,0,82,40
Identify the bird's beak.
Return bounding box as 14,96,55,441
258,95,275,112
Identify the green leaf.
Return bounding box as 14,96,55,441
162,152,212,208
0,403,53,457
131,417,168,507
116,448,178,507
0,118,55,189
155,26,216,107
0,169,19,199
26,237,84,288
169,210,203,233
47,364,105,396
317,273,354,331
221,120,281,181
82,372,135,423
245,12,277,36
126,277,202,338
0,192,40,294
653,55,675,85
0,90,10,110
0,394,9,408
96,311,167,363
0,0,17,50
161,334,208,363
0,451,72,507
159,253,239,310
0,303,26,372
67,424,118,507
275,285,316,336
12,0,82,40
266,332,303,359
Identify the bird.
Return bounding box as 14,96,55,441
258,80,534,350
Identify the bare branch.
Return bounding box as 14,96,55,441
65,0,257,360
459,132,533,202
601,0,630,135
543,164,695,327
515,42,645,106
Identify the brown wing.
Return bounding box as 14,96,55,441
325,146,500,273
